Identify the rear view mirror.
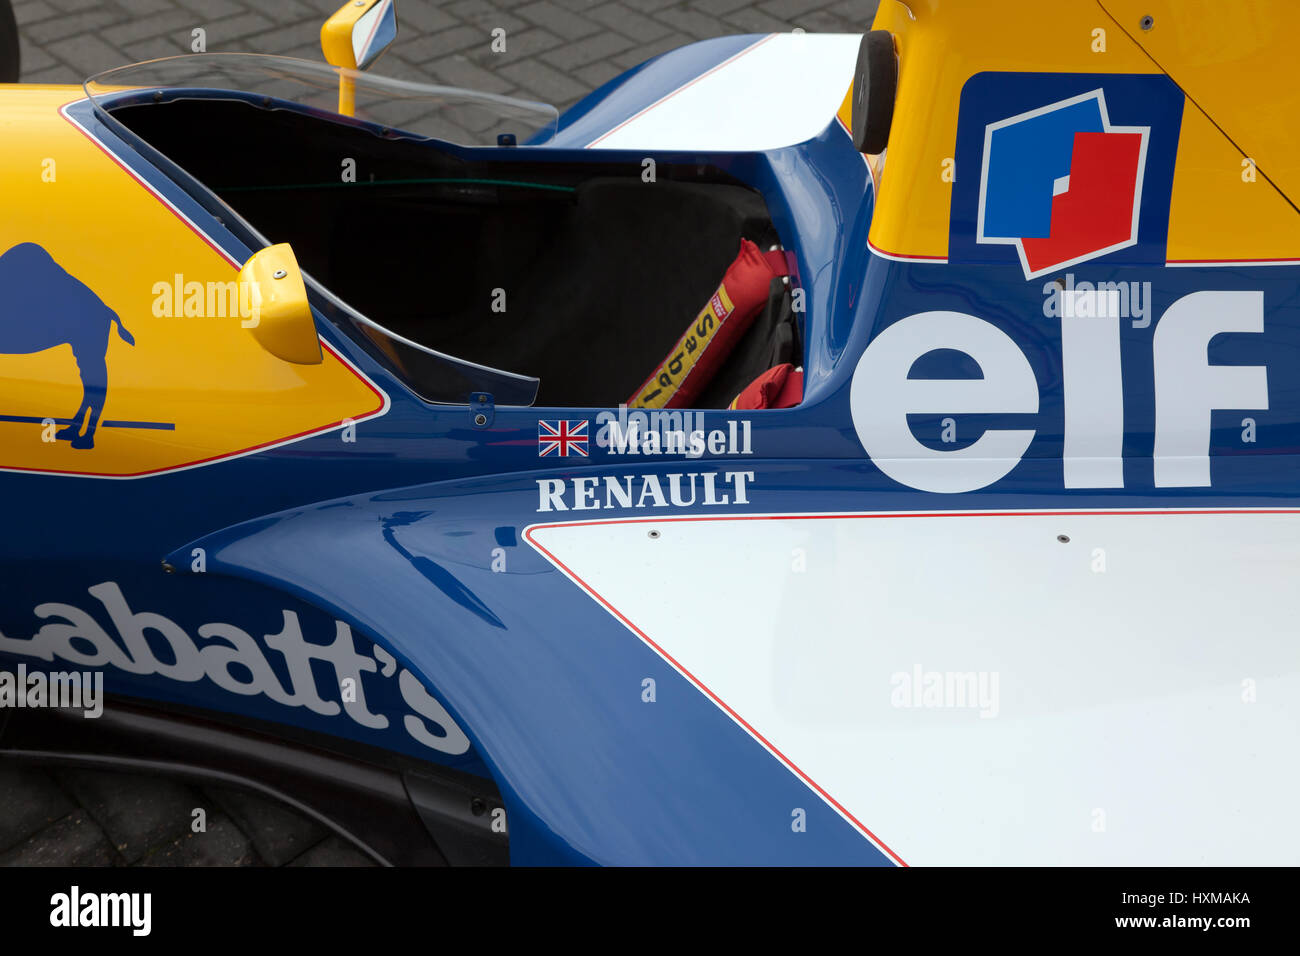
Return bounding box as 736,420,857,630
238,244,323,365
321,0,398,72
320,0,399,116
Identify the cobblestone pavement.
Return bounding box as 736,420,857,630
0,760,375,865
4,0,879,865
14,0,879,110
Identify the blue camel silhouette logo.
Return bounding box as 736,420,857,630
0,243,135,449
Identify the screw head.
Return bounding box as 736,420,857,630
1057,534,1070,543
272,268,287,279
647,529,660,539
1140,14,1154,30
474,413,487,426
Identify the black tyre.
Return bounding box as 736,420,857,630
851,30,897,154
0,0,19,82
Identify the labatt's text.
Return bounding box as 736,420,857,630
0,582,470,755
851,290,1268,493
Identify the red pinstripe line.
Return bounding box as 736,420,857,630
3,341,386,478
525,516,911,866
61,101,240,268
525,504,1300,863
1167,257,1300,264
5,101,390,478
533,507,1300,532
867,236,947,262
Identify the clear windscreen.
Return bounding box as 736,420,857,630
80,54,547,406
84,53,559,146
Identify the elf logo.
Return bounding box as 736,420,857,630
850,291,1268,493
977,89,1149,279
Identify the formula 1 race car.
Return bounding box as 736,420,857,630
0,0,1297,866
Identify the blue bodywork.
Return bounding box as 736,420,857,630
2,37,1297,865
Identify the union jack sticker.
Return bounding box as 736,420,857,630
538,419,588,457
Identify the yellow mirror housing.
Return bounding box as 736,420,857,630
237,244,322,365
321,0,397,71
321,1,398,116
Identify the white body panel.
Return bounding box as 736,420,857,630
586,33,861,151
529,509,1300,865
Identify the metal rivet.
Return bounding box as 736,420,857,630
470,797,487,816
647,529,660,539
161,561,175,574
1057,534,1070,543
474,413,487,426
272,269,287,279
1140,15,1154,30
